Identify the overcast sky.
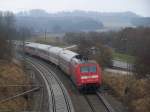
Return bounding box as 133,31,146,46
0,0,149,17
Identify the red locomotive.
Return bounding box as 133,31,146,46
70,59,102,90
25,42,102,91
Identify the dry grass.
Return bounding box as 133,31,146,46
128,79,150,112
103,71,150,112
0,60,31,111
130,97,150,112
103,71,129,97
0,97,28,111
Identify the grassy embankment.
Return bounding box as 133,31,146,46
0,60,32,111
112,52,135,63
103,71,150,112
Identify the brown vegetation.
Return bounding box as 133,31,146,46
128,79,150,112
0,60,31,111
64,32,113,68
0,11,32,61
0,11,33,111
103,71,150,112
103,71,129,97
0,12,15,60
113,27,150,77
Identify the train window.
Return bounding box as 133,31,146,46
80,66,97,73
80,66,89,73
89,66,97,73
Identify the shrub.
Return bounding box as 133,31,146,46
127,79,150,112
103,71,129,98
103,71,150,112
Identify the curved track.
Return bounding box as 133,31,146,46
26,57,74,112
27,56,116,112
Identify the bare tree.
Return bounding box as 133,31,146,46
64,32,113,68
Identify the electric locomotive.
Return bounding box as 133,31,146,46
69,56,102,90
25,42,102,91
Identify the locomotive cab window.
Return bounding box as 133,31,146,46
80,66,97,73
89,66,97,73
80,66,89,73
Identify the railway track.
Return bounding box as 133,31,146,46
27,56,116,112
15,43,118,112
26,57,74,112
96,92,116,112
84,92,116,112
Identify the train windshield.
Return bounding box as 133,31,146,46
80,66,97,73
89,66,97,73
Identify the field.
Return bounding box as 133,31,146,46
112,52,135,63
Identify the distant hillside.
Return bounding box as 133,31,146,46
16,10,104,33
131,17,150,27
16,16,103,32
15,9,147,33
54,10,140,27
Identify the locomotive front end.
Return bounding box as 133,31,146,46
76,63,102,90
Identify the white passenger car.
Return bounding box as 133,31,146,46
59,50,79,75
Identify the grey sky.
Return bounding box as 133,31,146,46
0,0,149,17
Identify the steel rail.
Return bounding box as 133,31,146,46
84,93,116,112
26,59,54,112
33,61,56,112
84,95,97,112
26,57,74,112
31,57,74,112
26,56,114,112
36,60,74,112
96,92,116,112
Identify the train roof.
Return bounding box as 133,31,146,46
26,42,52,51
60,50,79,62
25,42,97,64
49,47,63,54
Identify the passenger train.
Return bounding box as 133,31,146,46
24,42,102,91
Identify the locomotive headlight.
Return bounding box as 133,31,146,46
81,76,88,79
91,75,98,78
81,75,98,79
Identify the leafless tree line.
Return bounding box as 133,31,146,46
113,27,150,77
64,27,150,78
0,11,31,60
64,32,113,68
